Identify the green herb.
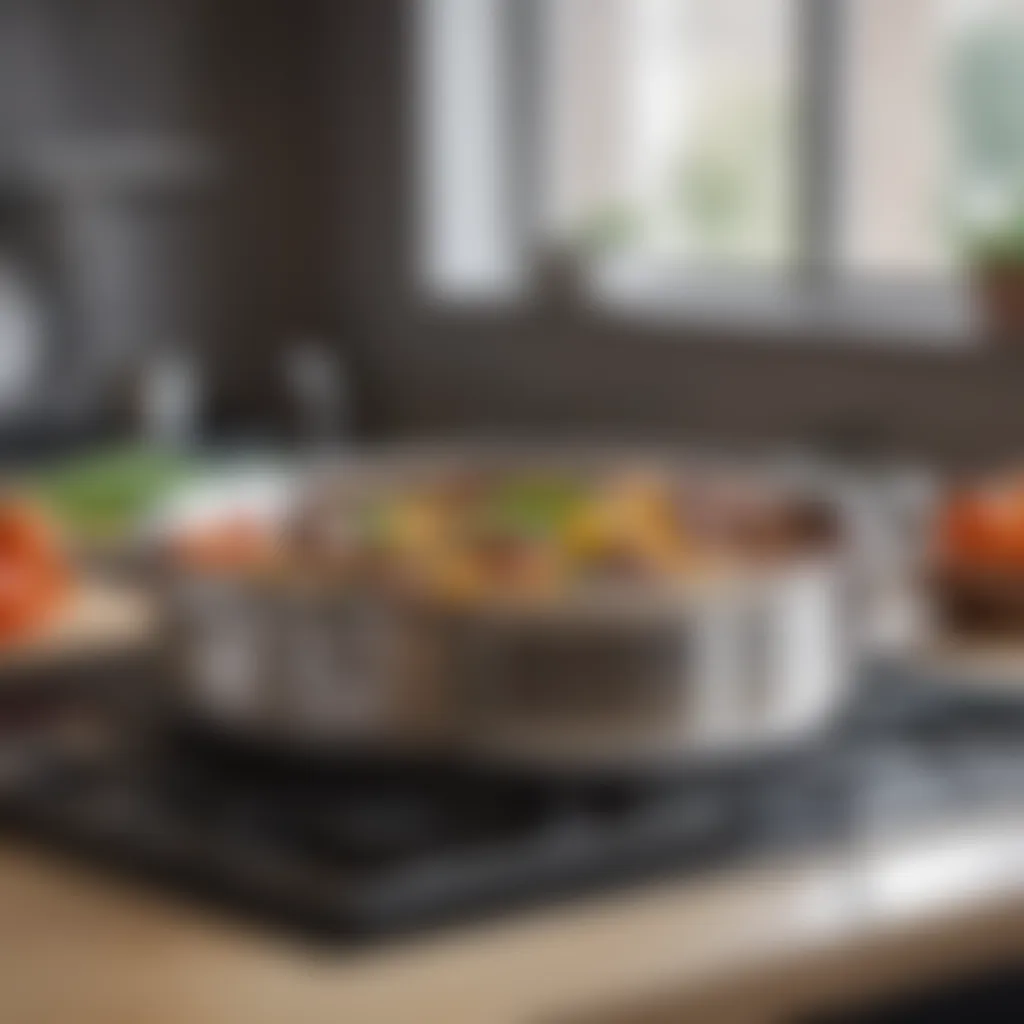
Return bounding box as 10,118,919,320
26,445,194,541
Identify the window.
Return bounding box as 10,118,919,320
549,0,797,271
417,0,1024,336
416,0,522,298
840,0,951,276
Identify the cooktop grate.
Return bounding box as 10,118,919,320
3,672,1024,942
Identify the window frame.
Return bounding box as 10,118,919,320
416,0,976,347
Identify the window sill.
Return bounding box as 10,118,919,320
584,259,977,352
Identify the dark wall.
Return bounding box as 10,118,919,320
324,0,1024,467
203,0,334,427
0,0,215,427
0,0,331,435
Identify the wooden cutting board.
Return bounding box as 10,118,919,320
0,581,158,677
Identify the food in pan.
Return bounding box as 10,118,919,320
278,464,836,604
170,513,279,573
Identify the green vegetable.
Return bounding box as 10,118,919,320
473,477,588,539
25,445,195,542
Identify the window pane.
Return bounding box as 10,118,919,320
416,0,523,299
841,0,1024,278
840,0,953,276
552,0,798,270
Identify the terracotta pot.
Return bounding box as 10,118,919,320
975,263,1024,341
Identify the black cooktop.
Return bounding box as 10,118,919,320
3,672,1024,942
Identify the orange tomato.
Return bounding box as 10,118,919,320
0,500,70,644
939,485,1024,570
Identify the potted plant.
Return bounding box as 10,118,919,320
965,215,1024,339
952,10,1024,340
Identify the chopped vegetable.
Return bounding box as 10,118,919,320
0,499,70,644
24,445,195,544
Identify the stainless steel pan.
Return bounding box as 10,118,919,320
442,558,852,771
161,451,856,772
165,562,854,772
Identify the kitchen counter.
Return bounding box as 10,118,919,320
6,813,1024,1024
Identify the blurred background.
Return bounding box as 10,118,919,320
3,0,1024,463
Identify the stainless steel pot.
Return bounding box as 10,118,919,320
165,577,457,751
165,555,854,771
445,558,852,771
160,447,857,771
